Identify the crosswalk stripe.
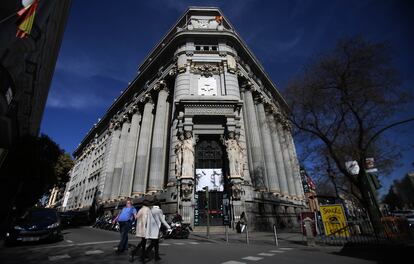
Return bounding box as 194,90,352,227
242,256,263,261
222,261,246,264
258,253,275,256
66,240,73,243
188,242,200,244
48,254,70,261
160,243,171,246
174,242,185,245
279,247,293,250
85,250,104,255
270,250,285,253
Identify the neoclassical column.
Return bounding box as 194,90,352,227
132,95,154,195
102,123,121,200
267,109,289,196
148,84,170,192
256,97,280,192
286,128,304,199
111,116,130,199
277,115,297,197
119,108,141,198
242,84,266,191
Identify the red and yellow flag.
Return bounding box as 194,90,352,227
16,0,39,38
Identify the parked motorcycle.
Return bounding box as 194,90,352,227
160,221,192,239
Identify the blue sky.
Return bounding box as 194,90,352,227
40,0,414,196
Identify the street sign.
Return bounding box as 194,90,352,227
320,204,349,237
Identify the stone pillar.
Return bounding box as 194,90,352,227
256,98,280,192
111,118,130,200
102,124,121,201
132,96,154,195
268,111,289,196
286,129,304,199
119,110,141,198
242,86,266,191
277,115,296,197
148,85,170,192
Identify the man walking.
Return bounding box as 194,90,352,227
114,198,137,254
144,199,171,261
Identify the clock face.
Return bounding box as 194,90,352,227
198,77,217,96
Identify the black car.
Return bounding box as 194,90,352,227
5,208,63,245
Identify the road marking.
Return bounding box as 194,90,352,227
66,240,73,243
160,243,171,246
269,250,284,253
174,242,185,245
258,253,275,256
48,254,70,261
242,256,263,261
188,242,199,244
279,247,293,250
222,261,246,264
32,239,141,250
85,250,104,255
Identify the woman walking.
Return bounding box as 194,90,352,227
129,199,150,262
143,199,171,261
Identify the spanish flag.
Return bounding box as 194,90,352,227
16,0,39,38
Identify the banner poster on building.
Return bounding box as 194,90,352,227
320,204,350,237
195,169,223,191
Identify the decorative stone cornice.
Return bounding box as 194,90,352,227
184,103,235,116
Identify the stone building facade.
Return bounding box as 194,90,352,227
62,7,306,230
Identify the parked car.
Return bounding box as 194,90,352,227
5,208,63,245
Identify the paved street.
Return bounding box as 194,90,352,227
0,226,387,264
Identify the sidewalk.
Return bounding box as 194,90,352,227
190,229,308,247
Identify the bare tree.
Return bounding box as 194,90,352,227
285,36,414,233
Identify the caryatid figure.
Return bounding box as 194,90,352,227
225,132,243,178
181,131,195,179
174,133,184,177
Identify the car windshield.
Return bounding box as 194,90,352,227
23,210,57,222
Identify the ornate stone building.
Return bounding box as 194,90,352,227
62,7,306,230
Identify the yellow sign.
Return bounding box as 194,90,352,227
320,204,349,237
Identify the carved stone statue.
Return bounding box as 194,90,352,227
181,131,195,179
231,181,243,200
224,132,243,178
181,180,193,201
174,133,185,177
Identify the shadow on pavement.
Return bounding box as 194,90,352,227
333,242,412,263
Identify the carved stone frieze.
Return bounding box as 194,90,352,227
190,63,220,77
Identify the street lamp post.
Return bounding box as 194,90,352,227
203,186,210,238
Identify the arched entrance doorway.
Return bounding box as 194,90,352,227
194,135,228,226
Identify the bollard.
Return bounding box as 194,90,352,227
273,224,279,247
246,225,249,245
225,225,229,244
304,217,316,246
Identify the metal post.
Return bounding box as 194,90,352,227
273,224,279,247
246,225,249,245
225,225,229,244
204,186,210,239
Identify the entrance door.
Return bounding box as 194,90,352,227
194,136,227,226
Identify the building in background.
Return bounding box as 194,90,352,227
62,7,306,230
300,167,319,212
0,0,71,167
